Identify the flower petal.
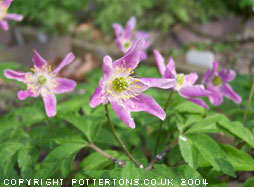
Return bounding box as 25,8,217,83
219,69,236,82
126,93,166,121
17,89,38,100
221,83,241,104
4,69,27,82
110,100,135,128
112,23,124,37
135,31,149,39
42,94,57,117
32,50,48,69
153,49,166,77
207,83,223,106
179,85,210,97
3,0,13,7
89,83,107,108
54,78,76,94
202,69,212,84
0,20,9,31
186,98,209,109
53,52,75,74
140,51,147,61
124,16,136,39
164,57,177,79
113,39,145,71
212,61,219,74
5,13,23,21
102,56,113,79
184,73,198,85
136,78,176,92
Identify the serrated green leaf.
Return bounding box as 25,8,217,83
34,143,86,179
220,143,254,171
178,135,199,169
186,133,236,177
218,119,254,149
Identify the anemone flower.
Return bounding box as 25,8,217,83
112,16,150,60
4,51,77,117
202,61,241,106
0,0,23,31
153,49,210,109
90,39,176,128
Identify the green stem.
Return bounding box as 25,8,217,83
154,90,174,156
243,81,254,124
44,110,53,131
104,104,142,168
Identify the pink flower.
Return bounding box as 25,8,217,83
4,51,77,117
90,39,176,128
0,0,23,31
112,16,150,60
202,61,241,106
153,49,210,109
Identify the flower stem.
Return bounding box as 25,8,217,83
243,81,254,124
104,104,143,168
154,90,174,156
88,142,125,167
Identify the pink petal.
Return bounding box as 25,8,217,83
54,78,76,94
202,69,212,84
137,78,176,91
124,16,136,39
102,56,113,79
3,0,13,7
110,100,135,128
153,49,166,77
0,20,9,31
164,57,177,79
5,13,23,21
221,83,241,104
42,94,57,117
113,39,145,71
89,83,107,108
186,98,209,109
212,61,219,74
112,23,124,37
53,53,75,74
135,31,149,39
184,73,198,85
140,51,147,61
17,89,38,100
207,83,223,106
126,93,166,121
32,50,48,69
219,69,236,82
4,69,27,82
179,85,210,97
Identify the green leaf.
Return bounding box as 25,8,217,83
243,177,254,187
186,133,236,177
178,135,199,169
175,101,205,115
175,164,206,187
18,144,39,179
220,143,254,171
218,119,254,149
58,113,92,141
34,143,86,179
80,150,127,170
187,114,225,134
168,145,182,166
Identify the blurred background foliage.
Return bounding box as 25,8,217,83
9,0,254,35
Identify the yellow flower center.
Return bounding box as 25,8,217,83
37,75,47,85
212,76,222,86
112,77,129,92
176,74,185,86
